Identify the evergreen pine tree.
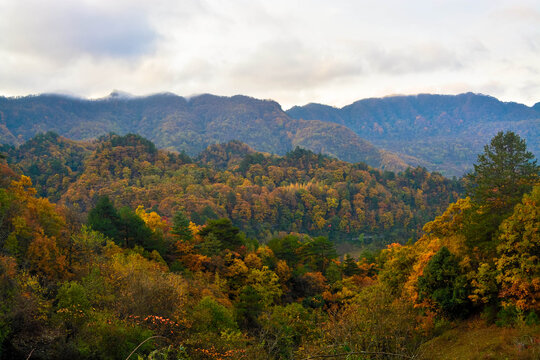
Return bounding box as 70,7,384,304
87,196,121,242
171,210,193,241
467,131,539,214
465,131,539,249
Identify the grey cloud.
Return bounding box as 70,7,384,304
0,1,158,60
228,39,467,93
365,43,464,74
229,40,364,89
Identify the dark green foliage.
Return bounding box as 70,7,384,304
195,233,223,257
88,197,156,251
465,131,539,249
495,306,520,327
197,140,255,169
258,304,313,360
108,133,157,155
118,207,155,250
525,311,539,326
190,205,218,226
77,319,154,360
235,285,263,329
417,247,471,318
285,147,329,168
267,235,302,268
171,210,193,241
467,131,538,213
494,307,538,327
324,261,341,283
342,254,360,276
301,295,325,309
199,218,244,251
0,260,16,354
301,236,337,272
238,152,267,174
87,196,122,242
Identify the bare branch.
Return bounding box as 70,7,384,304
26,349,35,360
124,335,169,360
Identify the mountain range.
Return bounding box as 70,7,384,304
0,93,411,172
288,92,540,176
1,92,538,176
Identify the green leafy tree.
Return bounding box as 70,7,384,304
267,235,302,267
171,210,193,241
301,236,337,272
88,198,156,250
258,303,315,359
199,218,243,251
465,131,539,248
467,131,538,213
342,254,360,276
195,233,222,256
192,296,237,334
0,257,17,352
236,285,263,329
118,207,155,249
417,246,471,317
87,196,122,242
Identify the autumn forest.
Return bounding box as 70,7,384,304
0,128,539,359
1,0,539,357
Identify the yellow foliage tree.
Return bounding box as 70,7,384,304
135,205,168,233
496,185,540,311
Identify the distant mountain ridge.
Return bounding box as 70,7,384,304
287,92,540,176
2,92,538,176
0,93,412,172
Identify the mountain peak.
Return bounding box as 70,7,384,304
105,90,135,100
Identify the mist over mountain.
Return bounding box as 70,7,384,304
287,92,540,176
0,93,412,172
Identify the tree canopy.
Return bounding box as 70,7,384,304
467,131,539,213
465,131,539,248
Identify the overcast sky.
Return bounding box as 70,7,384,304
0,0,539,108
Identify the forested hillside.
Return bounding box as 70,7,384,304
2,133,462,247
0,93,413,172
287,93,540,176
0,131,538,359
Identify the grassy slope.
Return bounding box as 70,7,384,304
419,320,540,360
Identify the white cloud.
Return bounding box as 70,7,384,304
0,0,538,107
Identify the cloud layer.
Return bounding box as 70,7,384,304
0,0,538,107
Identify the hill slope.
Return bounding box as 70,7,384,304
2,133,463,245
0,93,414,172
287,93,540,176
